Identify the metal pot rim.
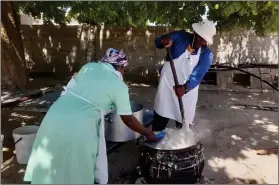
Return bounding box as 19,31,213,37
141,141,203,153
130,101,143,113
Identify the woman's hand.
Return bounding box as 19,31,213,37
173,85,187,97
145,131,158,142
120,115,163,142
121,115,158,142
161,37,173,48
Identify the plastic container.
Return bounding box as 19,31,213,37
13,125,39,164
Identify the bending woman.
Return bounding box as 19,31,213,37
24,48,158,184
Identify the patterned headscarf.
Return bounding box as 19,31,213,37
100,48,128,66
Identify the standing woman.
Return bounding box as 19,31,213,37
24,48,158,184
152,20,216,131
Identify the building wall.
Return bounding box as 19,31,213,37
20,24,278,88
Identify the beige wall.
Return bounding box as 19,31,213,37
212,30,278,65
21,24,278,86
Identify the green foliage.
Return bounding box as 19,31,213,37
14,1,278,36
147,1,206,29
66,1,206,28
15,1,72,25
206,1,278,36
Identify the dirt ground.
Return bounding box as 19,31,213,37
1,81,278,184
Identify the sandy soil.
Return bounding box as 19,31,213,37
1,81,278,184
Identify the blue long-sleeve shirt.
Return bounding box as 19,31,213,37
155,30,213,91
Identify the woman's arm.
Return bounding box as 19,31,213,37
185,48,213,91
120,115,156,141
155,30,186,49
113,84,157,141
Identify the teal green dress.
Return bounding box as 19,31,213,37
23,62,132,184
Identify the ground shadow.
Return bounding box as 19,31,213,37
1,81,278,184
125,88,278,184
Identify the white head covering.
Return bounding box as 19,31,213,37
192,20,216,44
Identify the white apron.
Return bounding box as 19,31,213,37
154,48,201,126
61,62,123,184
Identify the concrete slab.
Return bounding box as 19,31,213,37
1,85,278,184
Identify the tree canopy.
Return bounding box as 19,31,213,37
2,1,278,89
15,1,278,36
207,1,278,36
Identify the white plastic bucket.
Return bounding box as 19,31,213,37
13,125,39,164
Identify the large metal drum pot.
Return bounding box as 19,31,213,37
139,141,204,184
105,101,143,142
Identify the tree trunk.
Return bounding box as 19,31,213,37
1,1,28,89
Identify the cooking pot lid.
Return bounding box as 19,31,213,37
143,127,199,150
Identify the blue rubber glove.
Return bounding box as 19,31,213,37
154,131,166,141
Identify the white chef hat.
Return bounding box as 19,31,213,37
192,19,216,44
